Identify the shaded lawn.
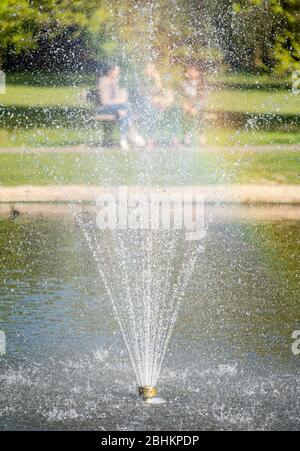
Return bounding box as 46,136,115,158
0,149,299,187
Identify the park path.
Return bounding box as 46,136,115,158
0,185,299,204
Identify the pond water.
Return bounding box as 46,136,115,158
0,212,299,431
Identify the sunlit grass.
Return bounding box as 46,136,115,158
0,149,298,186
206,128,300,146
0,85,86,108
209,73,290,87
0,127,298,148
208,89,299,115
1,83,299,115
219,150,300,185
0,128,104,147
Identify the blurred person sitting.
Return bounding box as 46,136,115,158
136,63,177,148
181,64,207,146
144,63,174,111
97,64,145,150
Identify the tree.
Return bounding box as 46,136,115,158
104,0,223,74
0,0,298,73
223,0,300,72
272,0,300,73
0,0,41,65
0,0,112,68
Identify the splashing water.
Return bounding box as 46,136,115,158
77,213,203,388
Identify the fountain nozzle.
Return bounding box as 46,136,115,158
139,386,157,403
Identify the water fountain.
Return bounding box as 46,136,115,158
76,210,204,402
0,0,299,432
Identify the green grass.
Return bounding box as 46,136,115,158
5,72,94,87
1,83,299,114
0,73,299,154
6,71,290,88
0,128,105,147
219,150,300,185
208,89,299,115
0,150,298,187
209,72,291,87
206,128,300,146
0,85,85,108
0,127,299,148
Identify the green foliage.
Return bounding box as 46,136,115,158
0,0,112,65
0,0,298,73
271,0,300,73
0,0,42,59
230,0,300,72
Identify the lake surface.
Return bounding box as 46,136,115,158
0,212,299,431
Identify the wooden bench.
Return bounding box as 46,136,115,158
92,113,118,147
86,90,118,146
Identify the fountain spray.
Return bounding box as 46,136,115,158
78,221,202,404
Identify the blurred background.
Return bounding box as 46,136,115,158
0,0,299,154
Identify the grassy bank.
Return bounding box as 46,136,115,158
0,149,298,187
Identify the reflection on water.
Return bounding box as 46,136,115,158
0,214,299,431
